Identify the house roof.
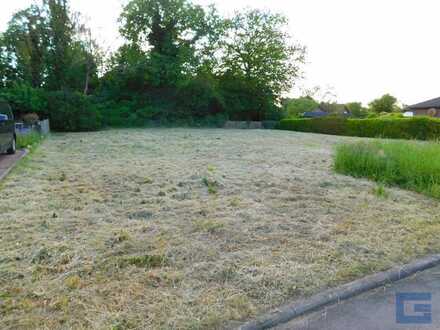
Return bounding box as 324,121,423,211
303,109,328,118
319,103,348,114
408,97,440,109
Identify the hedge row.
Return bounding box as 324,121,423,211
278,117,440,140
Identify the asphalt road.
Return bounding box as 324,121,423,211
0,150,26,181
275,266,440,330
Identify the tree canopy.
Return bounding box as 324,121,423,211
369,94,400,113
0,0,307,130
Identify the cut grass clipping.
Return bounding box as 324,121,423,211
334,140,440,199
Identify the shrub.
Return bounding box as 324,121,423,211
278,117,440,140
176,76,225,117
334,140,440,199
278,117,347,135
0,83,48,118
47,91,102,132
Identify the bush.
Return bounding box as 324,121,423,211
278,117,347,135
334,140,440,199
176,76,225,118
47,91,103,132
0,83,48,118
278,117,440,140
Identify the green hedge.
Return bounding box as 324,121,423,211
278,117,440,140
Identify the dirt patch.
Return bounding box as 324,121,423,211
1,129,439,329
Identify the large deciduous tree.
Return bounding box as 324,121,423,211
1,5,47,88
220,9,305,120
369,94,399,113
119,0,213,87
44,0,74,90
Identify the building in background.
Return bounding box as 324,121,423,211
406,97,440,117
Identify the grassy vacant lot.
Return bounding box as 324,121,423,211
1,129,440,329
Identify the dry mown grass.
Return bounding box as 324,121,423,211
1,129,440,329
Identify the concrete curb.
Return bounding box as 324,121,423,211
238,254,440,330
0,149,28,182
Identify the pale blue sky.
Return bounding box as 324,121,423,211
2,0,439,106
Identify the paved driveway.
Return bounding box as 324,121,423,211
276,266,440,330
0,150,26,180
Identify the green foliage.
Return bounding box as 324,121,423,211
17,132,44,149
334,141,440,199
345,102,367,118
202,177,219,194
46,91,102,131
0,83,48,117
372,184,389,199
120,0,213,87
279,117,347,135
117,254,167,269
1,5,47,88
220,9,305,120
2,0,305,130
283,96,318,118
369,94,400,113
176,75,225,117
278,117,440,140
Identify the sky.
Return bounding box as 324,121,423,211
1,0,439,106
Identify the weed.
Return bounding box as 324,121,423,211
194,219,224,234
202,177,219,194
372,184,389,198
59,172,66,182
108,231,131,246
117,255,167,269
229,197,241,207
65,275,81,290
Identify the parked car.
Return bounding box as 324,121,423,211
0,101,16,154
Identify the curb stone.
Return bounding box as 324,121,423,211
0,149,28,181
238,254,440,330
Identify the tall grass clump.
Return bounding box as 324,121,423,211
17,132,44,149
334,140,440,199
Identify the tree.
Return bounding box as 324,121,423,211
220,9,305,120
69,14,103,95
283,96,318,117
1,5,47,88
119,0,213,87
44,0,75,90
345,102,367,118
369,94,399,113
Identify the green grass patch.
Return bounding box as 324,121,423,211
16,132,44,149
117,254,167,269
372,184,389,199
334,140,440,199
202,177,219,194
